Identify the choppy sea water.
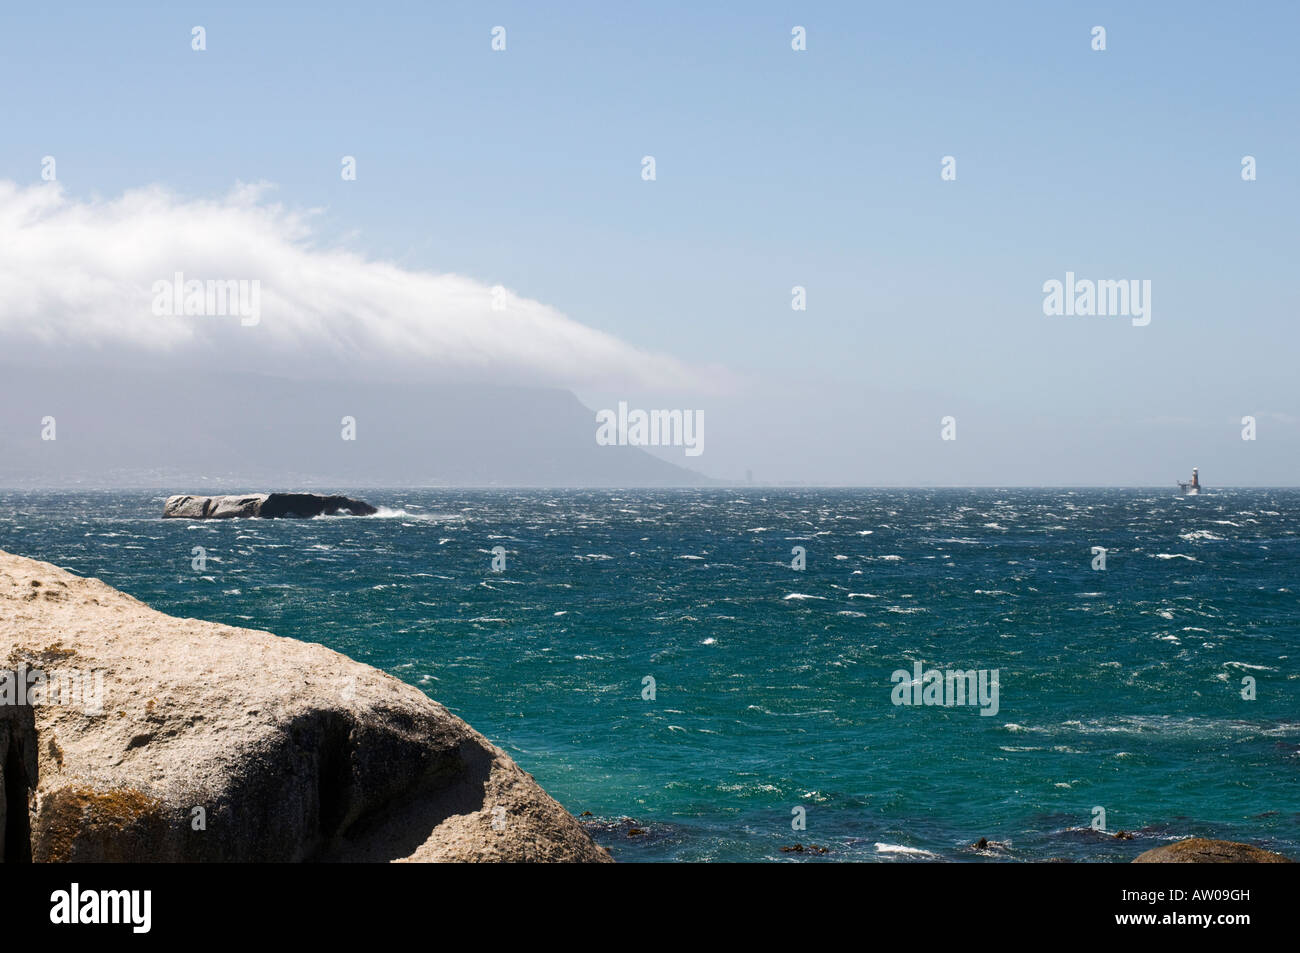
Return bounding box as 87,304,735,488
2,488,1296,862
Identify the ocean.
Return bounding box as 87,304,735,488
2,488,1296,862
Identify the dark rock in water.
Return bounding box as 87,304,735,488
1113,830,1135,840
1132,838,1293,863
163,493,378,519
780,843,829,854
580,815,682,847
259,493,378,518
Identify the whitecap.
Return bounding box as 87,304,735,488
874,843,938,859
366,507,439,521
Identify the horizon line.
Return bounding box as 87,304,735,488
0,484,1295,492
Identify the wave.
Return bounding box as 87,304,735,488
353,507,445,521
875,843,938,859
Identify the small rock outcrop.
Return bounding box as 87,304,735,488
163,493,378,519
0,549,610,863
1132,838,1293,863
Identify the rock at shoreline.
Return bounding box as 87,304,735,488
163,493,378,519
0,549,610,863
1132,838,1292,863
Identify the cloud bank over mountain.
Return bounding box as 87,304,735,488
0,180,721,392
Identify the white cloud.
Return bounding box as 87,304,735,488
0,180,722,391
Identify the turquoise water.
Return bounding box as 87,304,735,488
2,488,1296,862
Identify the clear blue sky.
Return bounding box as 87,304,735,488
2,2,1297,483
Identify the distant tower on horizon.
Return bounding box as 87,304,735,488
1178,467,1201,495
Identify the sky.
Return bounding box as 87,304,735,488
1,1,1297,484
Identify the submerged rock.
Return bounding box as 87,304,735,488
1132,838,1292,863
0,548,610,863
163,493,378,519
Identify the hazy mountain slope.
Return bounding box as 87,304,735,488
0,365,711,487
